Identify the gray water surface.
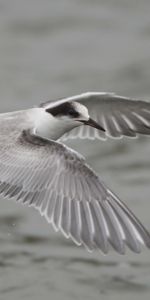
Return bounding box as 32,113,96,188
0,1,150,299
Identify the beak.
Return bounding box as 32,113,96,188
82,118,105,132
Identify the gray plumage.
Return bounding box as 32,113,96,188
0,92,150,255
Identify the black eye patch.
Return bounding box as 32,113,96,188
46,102,80,118
67,109,80,118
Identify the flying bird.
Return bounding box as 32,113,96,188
1,92,150,254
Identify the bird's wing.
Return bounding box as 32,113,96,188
59,93,150,141
0,121,150,254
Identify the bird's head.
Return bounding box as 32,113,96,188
45,101,105,132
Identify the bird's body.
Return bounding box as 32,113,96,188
1,92,150,254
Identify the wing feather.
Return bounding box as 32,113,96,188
89,201,109,253
70,199,81,245
0,111,149,254
60,196,71,238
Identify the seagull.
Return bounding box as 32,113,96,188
1,92,150,255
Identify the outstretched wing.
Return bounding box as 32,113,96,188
0,119,149,254
58,92,150,140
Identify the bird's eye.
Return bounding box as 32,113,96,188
68,110,79,118
68,109,75,115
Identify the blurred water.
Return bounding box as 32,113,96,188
0,0,150,299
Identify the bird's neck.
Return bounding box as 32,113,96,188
32,108,79,141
